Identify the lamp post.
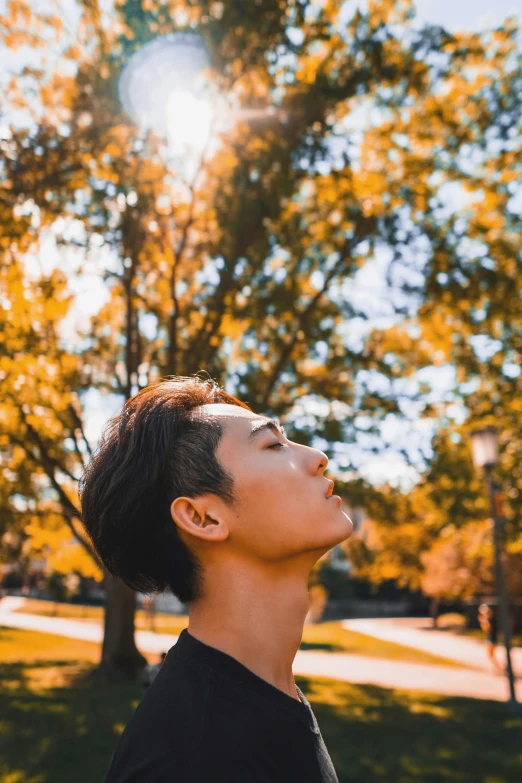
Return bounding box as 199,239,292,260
470,427,518,712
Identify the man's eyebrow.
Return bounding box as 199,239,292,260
248,419,286,440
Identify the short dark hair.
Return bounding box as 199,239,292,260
78,375,252,605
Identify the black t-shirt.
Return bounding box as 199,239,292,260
104,627,339,783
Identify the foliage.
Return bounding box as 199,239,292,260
0,0,438,571
347,13,522,598
346,430,522,601
0,255,103,580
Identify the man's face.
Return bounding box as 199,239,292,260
197,404,353,563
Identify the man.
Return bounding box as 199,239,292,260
478,603,501,672
79,375,353,782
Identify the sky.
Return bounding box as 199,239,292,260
414,0,522,30
43,0,522,32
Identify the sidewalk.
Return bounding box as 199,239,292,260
341,617,522,674
2,598,522,702
0,597,172,654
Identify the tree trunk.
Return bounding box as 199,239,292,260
91,570,147,681
430,597,440,629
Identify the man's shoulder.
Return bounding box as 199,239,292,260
105,660,320,783
139,656,212,721
115,658,212,751
104,659,212,782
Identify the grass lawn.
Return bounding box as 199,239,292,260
13,599,463,668
1,626,521,783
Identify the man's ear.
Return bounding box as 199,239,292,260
170,496,229,543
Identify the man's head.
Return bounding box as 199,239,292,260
79,375,353,606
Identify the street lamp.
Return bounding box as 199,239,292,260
470,426,519,712
470,427,498,471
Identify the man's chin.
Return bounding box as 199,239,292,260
338,512,354,538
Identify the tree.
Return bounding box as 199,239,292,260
345,428,522,615
3,0,520,677
342,15,522,604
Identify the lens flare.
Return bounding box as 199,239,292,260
118,32,213,157
165,89,213,153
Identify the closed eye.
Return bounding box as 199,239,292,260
268,442,285,449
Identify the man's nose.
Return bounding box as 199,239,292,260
315,449,328,473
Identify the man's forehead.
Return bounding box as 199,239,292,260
197,404,284,444
198,403,259,424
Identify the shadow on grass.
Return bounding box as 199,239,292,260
0,660,142,783
297,674,522,783
2,656,522,783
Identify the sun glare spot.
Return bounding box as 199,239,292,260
165,89,213,153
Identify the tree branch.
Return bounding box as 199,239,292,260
261,240,360,409
68,402,93,460
20,412,80,484
9,435,104,571
166,150,207,375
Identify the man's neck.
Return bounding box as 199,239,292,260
186,565,311,701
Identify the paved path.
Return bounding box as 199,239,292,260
0,597,172,654
341,617,522,674
2,598,522,702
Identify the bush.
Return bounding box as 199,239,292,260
45,572,68,603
